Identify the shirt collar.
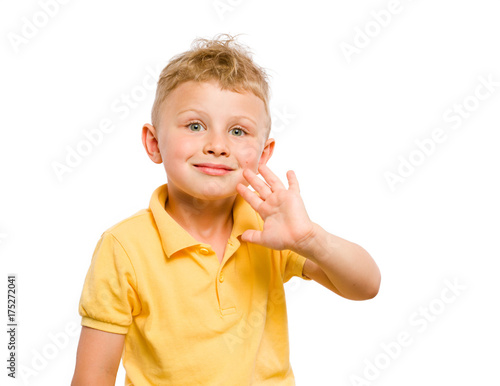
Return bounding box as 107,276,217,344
149,184,261,259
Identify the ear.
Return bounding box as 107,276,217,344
142,123,163,164
258,138,275,169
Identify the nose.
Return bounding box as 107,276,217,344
203,130,230,157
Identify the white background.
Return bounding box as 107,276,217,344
1,0,499,385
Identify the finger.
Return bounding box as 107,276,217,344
241,229,263,245
242,168,272,199
236,183,264,212
258,164,286,191
286,170,300,193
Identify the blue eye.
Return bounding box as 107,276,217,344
188,122,204,132
230,128,245,136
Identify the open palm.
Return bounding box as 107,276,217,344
236,164,314,251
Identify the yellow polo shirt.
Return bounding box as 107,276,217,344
78,183,311,385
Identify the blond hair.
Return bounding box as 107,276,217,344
151,33,272,134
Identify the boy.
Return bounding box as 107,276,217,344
71,34,380,385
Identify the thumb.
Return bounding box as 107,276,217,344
241,229,263,245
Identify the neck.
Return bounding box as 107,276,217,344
164,183,235,242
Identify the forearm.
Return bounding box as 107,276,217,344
294,223,381,300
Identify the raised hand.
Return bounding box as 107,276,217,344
236,164,315,252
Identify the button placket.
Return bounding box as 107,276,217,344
217,264,235,315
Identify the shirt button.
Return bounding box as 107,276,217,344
199,247,210,255
219,273,224,283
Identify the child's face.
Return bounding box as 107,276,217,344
145,80,274,201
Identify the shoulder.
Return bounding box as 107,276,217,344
88,209,158,274
101,208,157,243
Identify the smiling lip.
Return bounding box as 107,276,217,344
193,163,235,176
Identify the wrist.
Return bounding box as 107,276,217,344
292,222,322,257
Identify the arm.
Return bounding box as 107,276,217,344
299,224,380,300
236,164,381,301
71,326,125,386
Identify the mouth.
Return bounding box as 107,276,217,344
193,163,235,176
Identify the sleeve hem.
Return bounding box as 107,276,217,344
295,254,312,281
81,316,129,334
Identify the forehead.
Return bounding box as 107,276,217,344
160,80,268,128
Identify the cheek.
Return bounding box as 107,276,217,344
163,136,197,160
240,144,263,170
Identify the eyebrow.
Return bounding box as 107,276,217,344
177,109,257,126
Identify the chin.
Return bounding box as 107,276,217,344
189,181,238,200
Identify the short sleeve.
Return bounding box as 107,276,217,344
78,231,141,334
282,249,313,283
